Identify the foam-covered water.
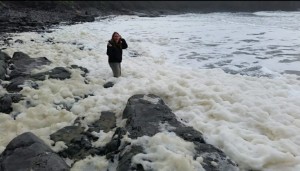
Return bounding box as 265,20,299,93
1,12,300,171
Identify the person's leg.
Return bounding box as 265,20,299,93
109,63,121,77
118,63,121,77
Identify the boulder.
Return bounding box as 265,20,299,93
70,64,89,77
3,52,90,93
50,125,94,160
5,77,39,93
88,111,116,133
9,52,51,79
31,67,71,80
0,93,22,114
103,81,114,88
0,51,10,80
0,132,70,171
117,145,145,171
50,126,85,144
123,94,205,142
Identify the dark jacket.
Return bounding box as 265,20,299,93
106,38,128,63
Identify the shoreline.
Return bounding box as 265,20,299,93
1,1,300,38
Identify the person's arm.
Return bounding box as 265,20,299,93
106,41,113,56
121,38,128,49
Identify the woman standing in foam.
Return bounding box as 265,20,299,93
106,32,128,77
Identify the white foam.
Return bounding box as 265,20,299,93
1,13,300,171
142,94,161,104
71,155,109,171
131,132,205,171
91,130,114,148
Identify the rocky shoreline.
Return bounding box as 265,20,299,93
0,50,239,170
0,5,98,39
1,1,300,38
1,2,299,170
0,4,240,166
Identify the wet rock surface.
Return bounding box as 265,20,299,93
0,51,10,80
0,93,23,114
123,94,205,142
0,51,89,93
88,111,116,133
9,51,51,79
117,145,145,171
0,132,70,171
31,67,72,81
0,51,89,116
103,81,115,88
50,111,117,161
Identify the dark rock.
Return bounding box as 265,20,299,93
31,67,71,80
82,131,99,141
50,125,93,160
194,142,238,171
0,61,7,80
133,11,161,17
59,134,93,160
283,70,300,76
123,94,204,142
85,127,128,161
14,39,24,44
103,81,114,88
0,51,11,61
5,77,39,93
103,127,127,160
117,145,145,171
5,76,26,92
0,132,70,171
78,46,84,50
70,64,89,77
173,126,205,143
0,51,10,80
88,111,116,133
121,94,239,171
50,112,118,160
104,138,121,157
3,52,87,92
50,126,85,143
11,51,30,60
9,52,51,79
0,93,22,114
72,14,95,23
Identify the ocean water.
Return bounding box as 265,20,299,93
1,12,300,171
